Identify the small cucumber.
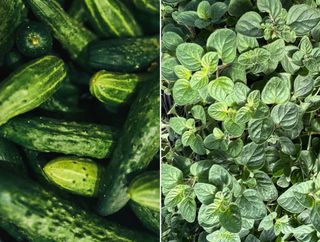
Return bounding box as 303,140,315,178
0,55,66,126
44,157,100,197
16,21,53,58
89,70,153,111
133,0,160,14
84,0,142,37
0,116,116,159
96,73,160,216
26,0,96,60
86,36,159,72
128,171,160,212
0,169,158,242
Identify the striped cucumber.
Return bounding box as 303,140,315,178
133,0,160,14
44,156,100,197
86,36,159,72
25,0,96,60
0,55,66,126
0,169,158,242
0,116,116,159
96,73,160,215
83,0,142,37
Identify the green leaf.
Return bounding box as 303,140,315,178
228,139,244,158
235,11,263,37
176,43,204,71
172,11,198,27
181,130,195,146
208,76,234,101
201,52,219,74
287,4,320,36
294,75,314,98
233,82,250,104
279,136,296,155
211,2,228,23
190,134,206,155
299,36,313,55
207,228,241,242
207,29,237,64
179,196,197,223
219,203,242,233
235,106,252,123
237,33,259,53
238,142,265,170
223,118,245,137
311,200,320,232
238,48,271,74
228,0,253,17
194,183,217,205
197,1,211,20
161,164,183,189
162,31,184,52
173,79,198,105
174,65,192,80
247,90,260,108
236,189,267,219
248,117,274,144
162,57,179,81
261,77,290,104
257,0,282,17
209,164,232,188
191,105,206,124
164,184,189,207
169,117,186,135
208,102,229,121
190,71,208,90
258,212,277,231
271,102,299,130
254,171,278,201
198,203,220,231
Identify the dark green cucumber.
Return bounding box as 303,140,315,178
130,201,160,234
26,0,96,60
84,0,142,37
0,169,157,242
0,55,66,126
0,0,26,55
0,138,26,173
96,74,160,215
86,36,159,72
133,0,159,14
0,116,116,159
44,156,100,197
89,70,153,111
23,149,49,183
16,21,53,58
135,11,160,35
3,50,25,71
68,0,88,23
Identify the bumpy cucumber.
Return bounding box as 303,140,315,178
0,169,157,242
133,0,159,14
0,116,116,159
44,156,100,197
0,0,26,55
26,0,96,60
96,74,160,215
84,0,142,37
128,171,160,211
0,138,26,173
86,36,159,72
89,70,152,111
130,201,160,234
0,55,66,126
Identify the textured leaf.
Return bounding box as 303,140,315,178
194,183,217,205
208,76,234,101
174,65,191,80
257,0,282,17
294,75,314,98
190,71,208,90
191,105,206,124
228,0,253,17
207,228,241,242
238,142,265,170
219,204,242,233
271,102,299,130
161,164,183,189
236,189,267,219
237,34,259,53
208,102,229,121
176,43,204,71
169,117,187,135
254,171,278,201
235,11,263,37
201,52,219,74
261,77,290,104
223,118,246,137
248,117,274,144
209,164,232,188
162,31,184,52
164,184,189,207
173,79,198,105
179,196,197,223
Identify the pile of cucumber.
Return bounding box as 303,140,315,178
0,0,160,241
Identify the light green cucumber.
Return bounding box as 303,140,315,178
44,157,100,197
133,0,159,14
0,55,66,126
83,0,142,37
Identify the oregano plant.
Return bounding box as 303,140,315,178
161,0,320,241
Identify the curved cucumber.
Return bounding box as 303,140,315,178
133,0,160,14
86,36,159,72
0,138,26,173
0,55,66,126
96,74,160,215
84,0,142,37
44,156,100,197
0,169,158,242
26,0,96,60
0,116,116,159
128,171,160,212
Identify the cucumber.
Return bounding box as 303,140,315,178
25,0,96,60
0,0,26,56
68,0,88,23
86,36,160,72
89,70,153,111
96,73,160,215
133,0,160,14
0,169,158,242
23,149,48,183
128,171,160,212
130,201,160,234
0,116,116,159
0,138,26,173
83,0,142,37
16,21,53,58
0,55,66,126
3,50,25,71
44,156,100,197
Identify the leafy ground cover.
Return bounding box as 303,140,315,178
161,0,320,241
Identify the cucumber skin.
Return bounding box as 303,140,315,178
0,138,26,173
86,36,159,72
0,170,157,242
96,73,160,215
130,201,160,234
26,0,96,60
68,0,88,23
84,0,142,37
133,0,160,14
0,55,66,126
0,116,116,159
